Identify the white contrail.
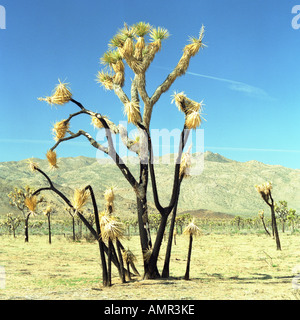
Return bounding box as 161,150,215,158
186,71,270,98
155,66,271,99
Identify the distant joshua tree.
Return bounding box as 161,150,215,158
287,208,297,233
274,200,289,233
33,21,206,280
8,186,44,242
255,182,281,250
1,213,22,238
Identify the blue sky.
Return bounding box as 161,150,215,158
0,0,300,169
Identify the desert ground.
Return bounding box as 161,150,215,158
0,231,299,300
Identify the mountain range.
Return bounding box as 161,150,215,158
0,151,299,218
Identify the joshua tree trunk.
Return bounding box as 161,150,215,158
271,205,281,250
144,214,169,279
162,200,179,278
97,239,108,286
72,216,76,241
137,194,152,271
107,239,113,286
116,239,126,283
47,214,52,244
184,234,193,280
24,214,30,243
126,261,131,281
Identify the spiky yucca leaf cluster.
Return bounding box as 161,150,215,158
171,91,203,129
255,182,272,203
180,145,192,178
24,195,38,214
91,115,113,129
185,111,202,130
122,248,137,264
72,188,90,211
134,22,152,37
38,80,72,106
133,22,151,60
100,50,125,87
96,71,114,90
44,206,52,216
183,219,201,237
149,27,169,52
99,22,169,77
52,120,70,141
175,26,205,76
124,101,142,124
104,187,115,214
100,213,124,242
184,25,206,57
28,160,39,172
46,150,58,169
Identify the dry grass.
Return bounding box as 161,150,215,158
0,233,299,300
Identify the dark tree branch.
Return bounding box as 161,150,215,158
166,127,190,213
96,114,139,190
137,123,190,216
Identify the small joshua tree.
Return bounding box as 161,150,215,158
255,182,281,250
27,160,138,287
100,213,125,285
122,249,137,281
1,213,22,238
287,208,297,233
183,219,201,280
274,200,289,233
8,185,43,242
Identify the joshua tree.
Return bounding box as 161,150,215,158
255,182,281,250
287,208,297,233
274,200,289,233
233,215,243,230
258,210,271,236
175,213,192,234
8,186,44,242
1,213,22,238
183,219,201,280
36,21,205,279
